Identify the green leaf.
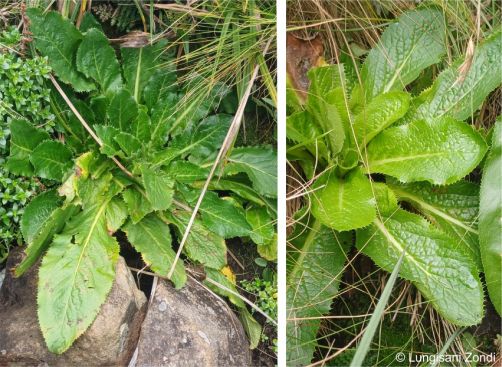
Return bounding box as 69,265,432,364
367,117,488,185
27,9,94,92
7,119,50,175
149,93,178,146
373,182,398,216
141,165,174,211
389,179,481,270
198,192,252,238
94,124,122,157
107,89,139,132
76,28,122,94
311,168,376,231
38,176,120,353
224,146,277,198
204,267,245,308
30,140,73,181
306,66,346,156
152,114,232,166
287,110,329,159
132,105,152,142
122,187,154,224
203,179,273,213
361,7,446,98
79,13,103,33
353,91,410,145
121,42,166,102
114,132,141,157
356,209,484,326
479,118,502,315
287,219,352,366
16,191,77,277
143,68,177,109
170,212,227,270
21,190,62,244
124,214,186,288
167,161,209,183
239,308,262,350
246,207,275,245
105,196,129,233
257,234,277,262
410,30,502,122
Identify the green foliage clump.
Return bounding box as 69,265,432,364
0,27,52,260
241,276,278,322
286,6,501,365
13,9,276,354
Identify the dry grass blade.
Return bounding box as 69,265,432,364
49,75,134,177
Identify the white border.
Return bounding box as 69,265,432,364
276,0,287,365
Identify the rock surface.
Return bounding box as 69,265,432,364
0,248,146,366
134,278,251,367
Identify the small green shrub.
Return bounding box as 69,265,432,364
0,27,52,260
241,276,278,322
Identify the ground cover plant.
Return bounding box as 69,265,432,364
1,2,277,359
286,2,501,365
0,26,51,262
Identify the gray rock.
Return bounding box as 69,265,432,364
134,278,251,367
0,248,147,366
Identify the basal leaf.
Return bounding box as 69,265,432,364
143,68,177,109
105,196,129,234
38,175,120,353
357,209,484,326
479,118,502,315
353,91,410,145
204,267,245,308
224,146,277,198
16,191,77,277
132,105,152,142
94,124,122,157
361,7,446,98
107,89,138,132
21,190,62,245
149,92,178,147
367,117,488,184
121,42,166,102
306,66,346,156
246,206,275,245
114,132,141,157
167,161,209,183
287,110,329,160
198,192,252,238
79,12,103,33
152,114,232,166
27,9,94,92
239,308,262,350
124,214,186,288
141,165,174,211
410,30,502,122
76,28,122,94
170,212,227,270
311,168,376,231
30,140,73,181
122,187,154,224
7,119,49,176
373,182,398,216
389,179,481,269
287,218,352,366
257,234,278,262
